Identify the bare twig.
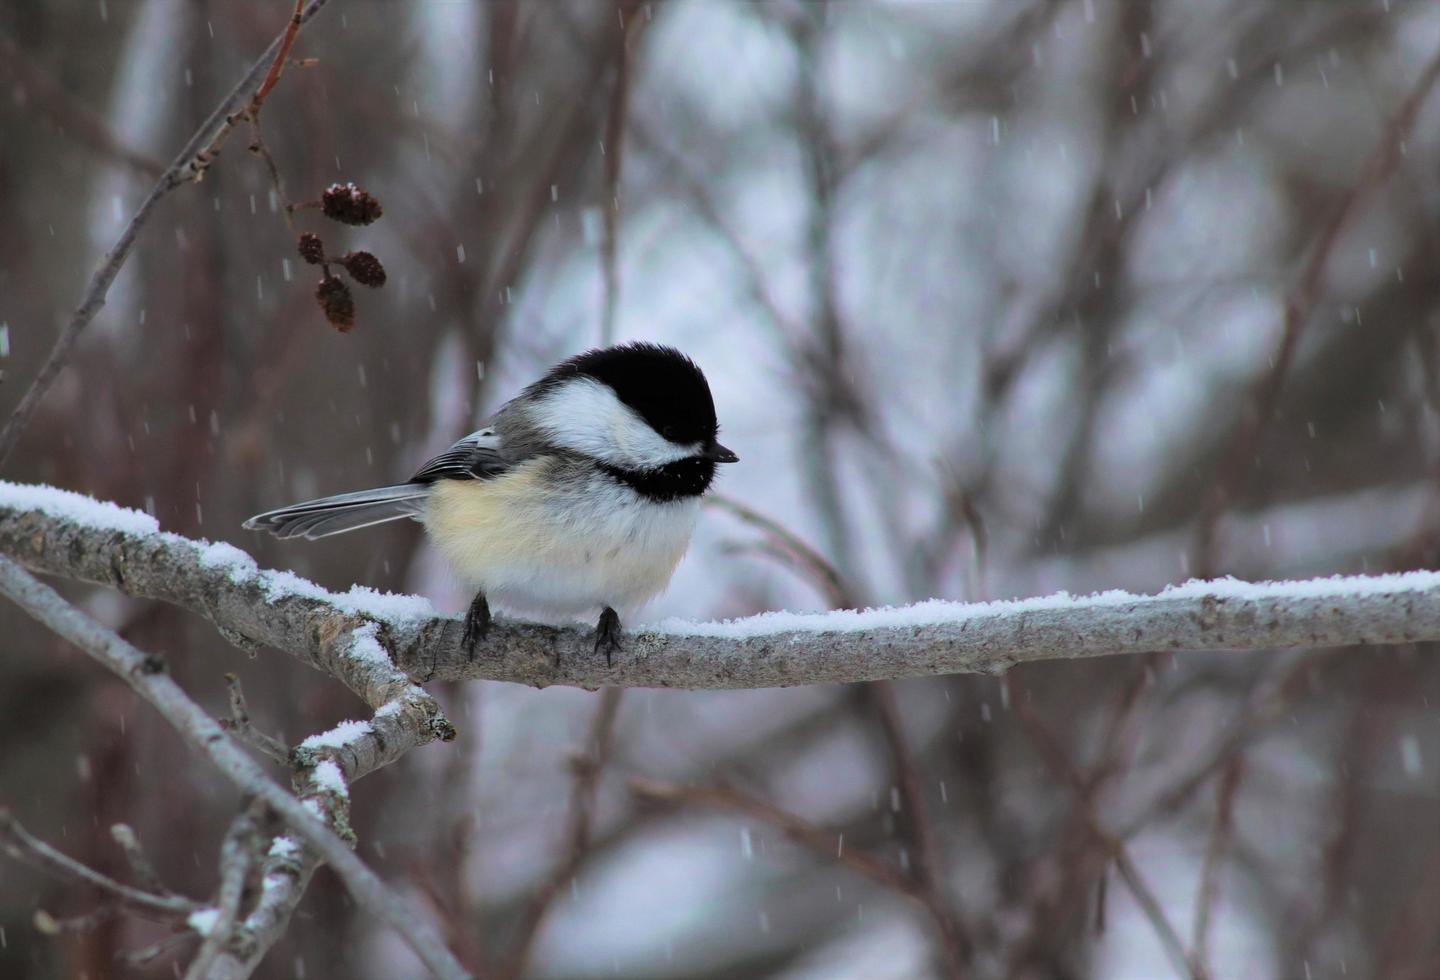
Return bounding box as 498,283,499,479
0,0,334,467
32,906,123,936
245,121,299,237
708,495,968,971
0,808,198,923
864,681,969,975
121,930,199,968
497,687,624,980
629,118,802,352
708,493,856,608
108,824,169,896
250,0,308,110
1119,650,1340,840
1194,42,1440,575
1190,757,1244,974
1016,703,1207,980
629,778,920,900
204,840,319,980
221,673,291,766
183,801,266,980
598,1,648,345
0,555,470,980
0,31,166,178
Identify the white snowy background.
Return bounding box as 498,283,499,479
3,1,1440,978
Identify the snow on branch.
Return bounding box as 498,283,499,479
1,481,1437,691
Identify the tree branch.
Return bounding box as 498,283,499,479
1193,41,1440,574
0,0,334,467
0,31,167,178
4,487,1440,693
0,554,469,980
0,809,200,923
182,801,265,980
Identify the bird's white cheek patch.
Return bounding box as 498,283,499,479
531,378,697,469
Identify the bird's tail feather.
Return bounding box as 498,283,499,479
243,484,429,540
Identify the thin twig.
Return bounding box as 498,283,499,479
120,930,199,968
108,824,169,896
629,777,921,900
497,688,624,980
203,841,319,980
0,31,166,178
183,801,266,980
708,493,856,608
250,0,308,110
1016,702,1207,980
1119,650,1340,840
245,120,299,237
598,1,648,346
0,0,334,468
1190,757,1244,974
222,673,291,766
709,494,968,972
0,808,198,922
864,681,969,975
32,906,123,936
1194,41,1440,575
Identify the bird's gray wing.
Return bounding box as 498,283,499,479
409,427,512,483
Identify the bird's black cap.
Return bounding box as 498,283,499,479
540,342,731,453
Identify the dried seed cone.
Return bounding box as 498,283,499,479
340,250,387,287
315,275,355,332
297,232,325,265
321,183,383,226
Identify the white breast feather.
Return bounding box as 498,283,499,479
422,460,700,619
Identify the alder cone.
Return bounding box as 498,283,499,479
297,233,325,265
340,250,386,287
315,275,355,332
321,183,383,226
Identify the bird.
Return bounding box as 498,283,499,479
243,342,737,664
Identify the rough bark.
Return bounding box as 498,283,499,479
2,495,1436,693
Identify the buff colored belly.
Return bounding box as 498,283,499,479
422,462,700,617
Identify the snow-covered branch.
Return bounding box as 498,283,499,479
0,553,470,980
2,482,1438,692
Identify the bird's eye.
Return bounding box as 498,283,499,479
661,425,677,440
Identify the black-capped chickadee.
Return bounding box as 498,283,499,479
244,342,737,662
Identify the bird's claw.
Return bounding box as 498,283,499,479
595,606,622,668
462,592,491,661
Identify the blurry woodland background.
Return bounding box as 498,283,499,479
3,1,1440,978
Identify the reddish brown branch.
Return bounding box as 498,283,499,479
0,808,199,924
1194,42,1440,576
496,688,624,980
864,681,970,975
1190,756,1244,975
708,493,856,608
1016,702,1208,980
598,1,649,345
628,777,920,899
0,32,166,178
0,0,334,468
252,0,308,111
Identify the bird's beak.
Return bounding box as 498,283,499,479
705,442,739,463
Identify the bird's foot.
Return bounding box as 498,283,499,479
461,591,491,660
594,607,622,667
